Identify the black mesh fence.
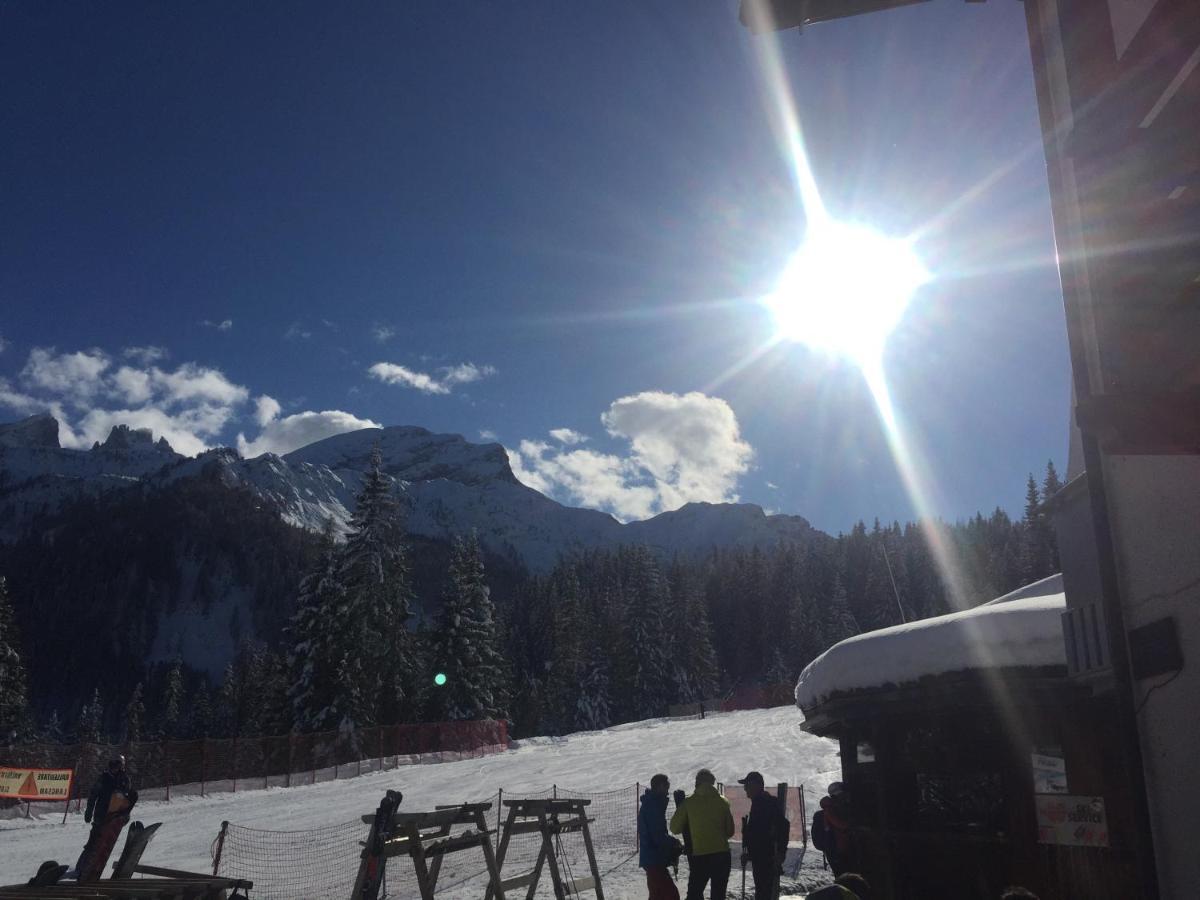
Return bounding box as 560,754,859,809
212,785,642,899
0,720,508,814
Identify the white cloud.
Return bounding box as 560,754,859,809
368,362,449,394
479,429,499,441
766,481,779,490
368,360,496,395
111,366,154,405
440,362,497,386
372,325,396,343
237,410,381,458
254,394,283,427
509,391,754,521
21,348,111,403
549,427,588,445
0,345,377,461
123,345,167,365
283,322,312,341
201,319,233,331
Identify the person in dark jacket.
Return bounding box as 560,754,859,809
737,771,789,900
73,756,138,877
812,781,853,875
639,774,683,900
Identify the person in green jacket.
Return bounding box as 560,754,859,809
670,768,735,900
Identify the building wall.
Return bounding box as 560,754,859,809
1103,454,1200,899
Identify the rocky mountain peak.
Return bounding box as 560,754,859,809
95,423,176,455
284,424,518,486
0,413,61,449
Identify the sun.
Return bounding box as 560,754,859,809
765,221,930,366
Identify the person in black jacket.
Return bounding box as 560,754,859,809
75,756,138,874
737,772,789,900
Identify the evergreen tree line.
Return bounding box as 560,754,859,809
0,460,1062,746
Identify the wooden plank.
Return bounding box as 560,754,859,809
424,831,491,857
497,872,537,892
131,865,250,887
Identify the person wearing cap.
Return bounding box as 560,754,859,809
812,781,853,876
670,768,735,900
738,771,789,900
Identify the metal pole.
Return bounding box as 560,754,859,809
880,541,905,623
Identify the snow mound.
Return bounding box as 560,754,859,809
795,591,1067,710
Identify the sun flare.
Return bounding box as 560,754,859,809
765,222,930,365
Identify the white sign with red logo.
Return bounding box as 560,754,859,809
0,766,75,801
1035,794,1109,847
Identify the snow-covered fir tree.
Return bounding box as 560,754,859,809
123,682,145,744
0,576,30,744
288,520,355,731
575,638,612,731
189,680,213,739
159,656,184,739
545,569,585,733
338,446,420,726
78,688,105,744
429,534,508,721
622,547,673,720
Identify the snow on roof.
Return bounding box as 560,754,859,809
795,590,1067,711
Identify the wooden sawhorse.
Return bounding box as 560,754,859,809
486,797,604,900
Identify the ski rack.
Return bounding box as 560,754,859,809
0,821,252,899
352,796,505,900
485,797,605,900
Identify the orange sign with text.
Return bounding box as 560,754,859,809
0,766,74,801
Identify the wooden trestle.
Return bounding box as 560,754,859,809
485,798,605,900
353,798,505,900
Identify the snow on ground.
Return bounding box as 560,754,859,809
0,707,840,896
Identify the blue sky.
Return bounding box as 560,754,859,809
0,1,1069,534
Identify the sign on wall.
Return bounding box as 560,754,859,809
0,766,74,801
1032,749,1068,794
1036,795,1109,847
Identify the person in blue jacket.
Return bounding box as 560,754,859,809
640,773,684,900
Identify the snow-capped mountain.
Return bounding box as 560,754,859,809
0,414,823,570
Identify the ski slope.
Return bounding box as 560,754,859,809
0,707,840,896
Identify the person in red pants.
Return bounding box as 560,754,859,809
639,773,684,900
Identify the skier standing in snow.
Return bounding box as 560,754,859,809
639,774,683,900
670,768,735,900
811,782,853,876
74,756,138,878
738,771,789,900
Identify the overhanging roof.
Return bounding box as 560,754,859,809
739,0,929,32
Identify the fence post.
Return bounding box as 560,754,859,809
164,739,171,803
200,738,206,798
553,783,558,799
212,820,229,876
286,733,294,788
232,736,238,794
378,727,384,772
635,783,640,850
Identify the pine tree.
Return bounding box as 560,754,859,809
123,682,146,744
339,447,420,726
216,664,240,737
0,576,30,745
1020,473,1051,583
189,680,213,739
160,656,184,739
1042,460,1062,572
429,534,508,721
43,710,66,745
544,569,585,733
667,561,718,703
575,640,612,732
288,520,354,731
622,547,673,720
79,688,105,745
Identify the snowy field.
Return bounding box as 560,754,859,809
0,706,841,897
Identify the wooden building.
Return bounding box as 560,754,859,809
796,578,1143,900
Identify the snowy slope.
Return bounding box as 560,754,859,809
0,707,840,896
